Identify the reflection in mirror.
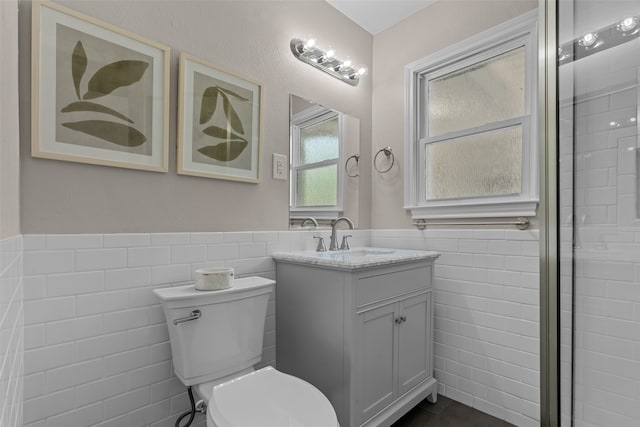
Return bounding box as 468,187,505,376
289,95,359,229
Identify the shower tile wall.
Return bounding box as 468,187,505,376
372,229,540,427
21,231,369,427
0,235,23,427
565,27,640,425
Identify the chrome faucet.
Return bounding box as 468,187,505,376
329,217,354,251
300,217,319,228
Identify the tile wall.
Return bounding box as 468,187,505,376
372,229,540,427
0,235,23,427
21,230,368,427
565,33,640,425
21,228,539,427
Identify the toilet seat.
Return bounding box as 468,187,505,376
206,366,339,427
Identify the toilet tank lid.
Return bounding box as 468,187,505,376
153,276,274,302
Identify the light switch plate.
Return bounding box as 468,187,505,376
273,153,288,180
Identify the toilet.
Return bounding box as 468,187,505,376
153,276,339,427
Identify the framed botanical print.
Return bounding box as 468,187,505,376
31,0,170,172
178,53,262,183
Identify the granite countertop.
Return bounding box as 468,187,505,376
272,247,440,270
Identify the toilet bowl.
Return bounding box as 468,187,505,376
153,276,338,427
198,367,338,427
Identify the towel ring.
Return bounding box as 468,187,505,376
345,154,359,177
374,147,394,173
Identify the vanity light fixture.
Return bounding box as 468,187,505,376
559,14,640,65
290,37,367,87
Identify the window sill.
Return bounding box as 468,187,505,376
290,209,343,220
406,200,538,220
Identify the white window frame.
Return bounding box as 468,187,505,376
404,11,538,219
290,106,344,219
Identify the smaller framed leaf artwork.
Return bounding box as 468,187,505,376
178,53,262,183
31,1,170,172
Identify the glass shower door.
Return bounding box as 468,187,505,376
558,1,640,425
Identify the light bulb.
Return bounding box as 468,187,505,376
618,16,639,32
342,59,352,68
318,48,335,64
558,47,571,62
356,66,368,76
579,32,598,47
304,38,316,49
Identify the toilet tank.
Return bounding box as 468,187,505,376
153,276,275,386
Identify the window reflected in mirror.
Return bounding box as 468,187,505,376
289,95,360,228
293,111,340,207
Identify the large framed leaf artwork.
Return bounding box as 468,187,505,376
178,53,262,182
31,1,170,172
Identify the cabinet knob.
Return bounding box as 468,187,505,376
395,315,407,324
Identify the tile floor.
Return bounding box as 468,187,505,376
392,395,515,427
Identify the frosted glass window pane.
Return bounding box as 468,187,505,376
428,48,525,137
300,117,339,165
296,165,337,206
426,127,522,200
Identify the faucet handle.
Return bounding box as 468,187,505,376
313,236,327,252
340,235,352,250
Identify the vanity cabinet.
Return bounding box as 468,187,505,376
274,253,439,427
358,291,431,422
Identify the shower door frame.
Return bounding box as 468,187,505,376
539,0,560,426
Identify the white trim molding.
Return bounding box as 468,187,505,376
404,200,538,219
404,10,539,220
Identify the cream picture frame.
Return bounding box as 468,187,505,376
177,53,262,183
31,0,170,172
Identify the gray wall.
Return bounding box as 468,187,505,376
370,0,538,229
1,0,21,239
19,0,373,234
17,0,543,234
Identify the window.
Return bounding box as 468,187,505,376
405,11,538,219
290,107,343,218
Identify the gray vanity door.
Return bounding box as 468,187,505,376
397,291,431,395
357,302,397,424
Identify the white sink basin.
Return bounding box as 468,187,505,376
342,249,395,257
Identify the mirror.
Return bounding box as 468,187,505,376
289,94,360,229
